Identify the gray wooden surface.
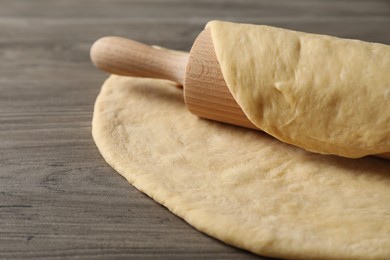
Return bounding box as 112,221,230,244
1,0,389,259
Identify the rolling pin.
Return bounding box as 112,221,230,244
90,29,390,160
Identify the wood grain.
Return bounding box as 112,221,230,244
0,0,389,259
185,28,258,130
91,36,189,85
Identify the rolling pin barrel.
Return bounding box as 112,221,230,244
90,36,189,85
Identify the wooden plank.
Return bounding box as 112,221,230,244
1,0,389,18
0,0,389,259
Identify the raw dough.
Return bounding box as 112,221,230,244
207,20,390,158
92,75,390,259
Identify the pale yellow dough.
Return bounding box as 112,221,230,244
93,75,390,259
207,21,390,158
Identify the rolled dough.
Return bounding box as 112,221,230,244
93,75,390,259
207,21,390,158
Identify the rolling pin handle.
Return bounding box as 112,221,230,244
90,36,189,85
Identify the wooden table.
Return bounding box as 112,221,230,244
1,1,389,259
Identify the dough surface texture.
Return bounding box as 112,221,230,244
207,20,390,158
92,75,390,259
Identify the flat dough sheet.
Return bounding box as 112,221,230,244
92,75,390,259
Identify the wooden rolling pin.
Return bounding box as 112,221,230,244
90,29,390,160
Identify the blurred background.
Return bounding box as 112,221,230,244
1,1,389,259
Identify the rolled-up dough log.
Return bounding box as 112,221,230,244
207,21,390,158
